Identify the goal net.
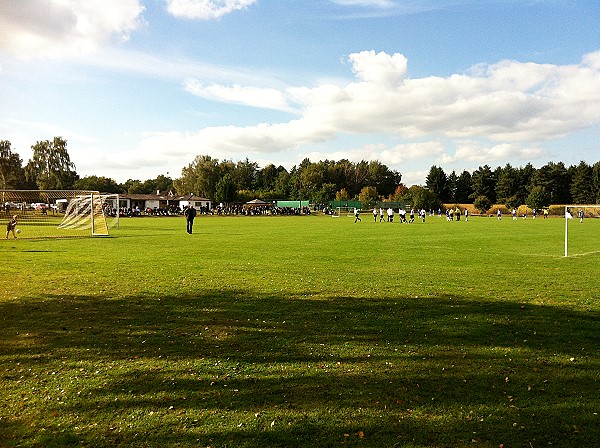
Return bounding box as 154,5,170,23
564,205,600,257
1,190,119,239
331,206,359,218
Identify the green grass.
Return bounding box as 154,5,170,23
1,214,599,447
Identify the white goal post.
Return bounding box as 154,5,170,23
564,204,600,257
1,190,119,239
331,206,355,218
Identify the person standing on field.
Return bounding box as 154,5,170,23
373,207,378,222
184,205,197,234
354,207,361,223
5,215,18,239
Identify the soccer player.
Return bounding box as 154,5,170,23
5,215,18,239
354,208,361,223
373,207,378,222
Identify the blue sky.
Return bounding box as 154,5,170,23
1,0,600,185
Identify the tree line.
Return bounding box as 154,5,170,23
425,162,600,212
2,138,600,211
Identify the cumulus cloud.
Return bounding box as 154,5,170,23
0,0,145,59
301,141,444,167
348,50,408,87
160,50,600,154
184,79,296,112
438,141,544,164
165,0,257,20
123,49,600,175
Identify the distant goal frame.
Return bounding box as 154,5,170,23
564,204,600,257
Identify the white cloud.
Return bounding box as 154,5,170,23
300,141,444,168
176,49,600,151
348,50,408,87
184,80,297,112
117,49,600,177
438,141,544,164
0,0,145,59
165,0,257,20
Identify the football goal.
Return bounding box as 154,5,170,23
564,204,600,257
1,190,119,239
331,206,356,218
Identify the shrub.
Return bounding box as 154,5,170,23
488,204,509,217
473,195,492,214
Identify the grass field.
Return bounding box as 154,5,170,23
1,214,599,447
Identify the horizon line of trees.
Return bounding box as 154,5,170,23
2,138,600,212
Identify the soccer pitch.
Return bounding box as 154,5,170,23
1,214,599,447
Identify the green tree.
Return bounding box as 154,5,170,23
273,169,291,198
126,180,145,194
358,186,379,207
525,185,549,210
236,189,254,203
447,171,458,203
426,165,450,202
517,163,536,204
455,170,473,203
174,155,221,200
473,195,492,214
532,162,571,204
313,183,338,205
233,157,258,191
215,173,237,205
25,137,78,190
74,176,123,193
0,140,27,189
336,188,350,201
410,185,441,211
470,165,496,203
256,163,279,191
300,162,326,201
592,162,600,203
495,163,518,205
367,160,401,197
570,161,593,204
154,174,174,193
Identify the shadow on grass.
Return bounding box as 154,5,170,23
1,291,599,447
